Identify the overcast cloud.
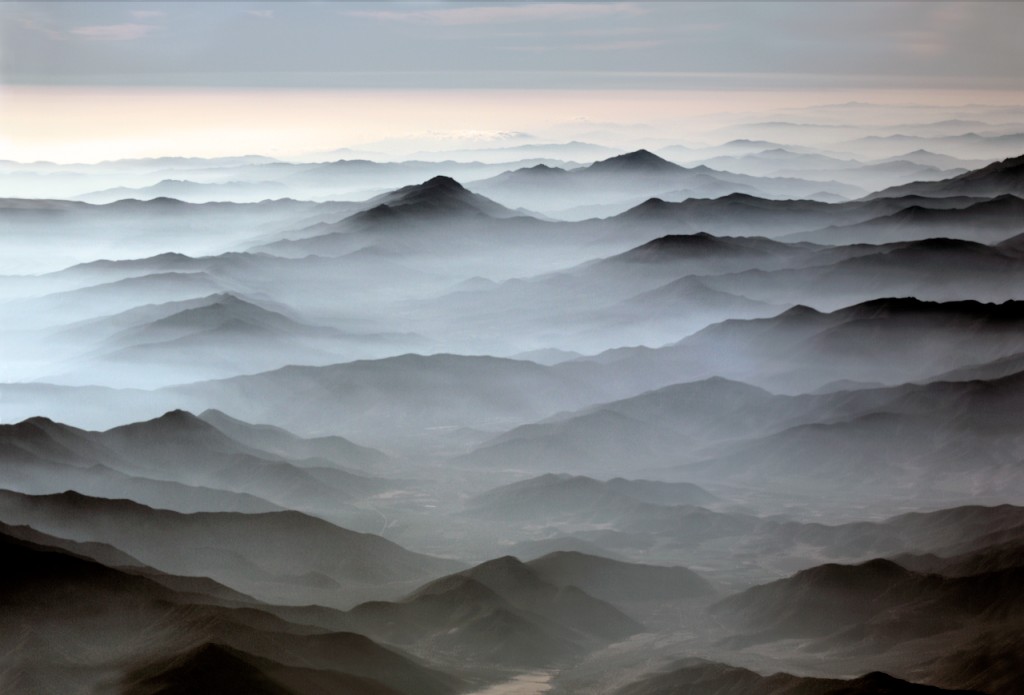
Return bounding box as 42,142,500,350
2,1,1022,91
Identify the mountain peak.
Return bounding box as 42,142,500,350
421,174,464,190
794,558,911,589
20,415,60,428
588,149,682,173
777,304,825,320
471,554,531,573
610,232,748,264
835,297,1024,323
151,409,212,428
103,409,220,440
379,176,468,206
460,555,545,592
355,174,522,222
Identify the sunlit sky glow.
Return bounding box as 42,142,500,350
2,1,1023,162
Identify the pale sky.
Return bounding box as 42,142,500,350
2,1,1023,162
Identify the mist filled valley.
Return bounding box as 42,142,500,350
3,95,1024,695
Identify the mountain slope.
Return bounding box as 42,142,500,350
0,529,461,695
867,154,1024,199
0,489,462,607
528,551,714,602
613,659,983,695
789,194,1024,244
343,555,642,668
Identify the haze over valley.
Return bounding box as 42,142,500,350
2,2,1024,694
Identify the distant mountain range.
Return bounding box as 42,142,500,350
469,149,866,217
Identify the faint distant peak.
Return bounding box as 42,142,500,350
635,196,670,209
524,163,567,174
778,304,826,319
106,196,188,208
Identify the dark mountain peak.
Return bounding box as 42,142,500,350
986,153,1024,171
836,297,1024,322
622,662,980,695
515,473,604,492
148,250,193,262
355,175,519,222
588,149,682,173
458,555,550,596
103,409,221,441
1,418,66,444
19,415,60,428
611,232,754,264
645,231,716,247
144,196,187,206
896,237,993,254
469,554,533,576
40,489,130,508
833,297,941,322
0,417,110,464
175,641,241,663
404,573,503,604
144,293,302,333
421,174,464,191
615,197,674,219
716,190,778,203
868,151,1024,199
124,642,294,695
794,558,911,590
378,176,469,207
151,408,209,427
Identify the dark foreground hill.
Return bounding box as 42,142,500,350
613,659,983,695
0,530,462,695
342,555,642,669
0,488,462,607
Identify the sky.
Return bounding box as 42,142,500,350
2,1,1023,161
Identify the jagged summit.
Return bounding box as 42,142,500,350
837,297,1024,321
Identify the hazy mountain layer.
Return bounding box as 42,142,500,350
2,132,1023,693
